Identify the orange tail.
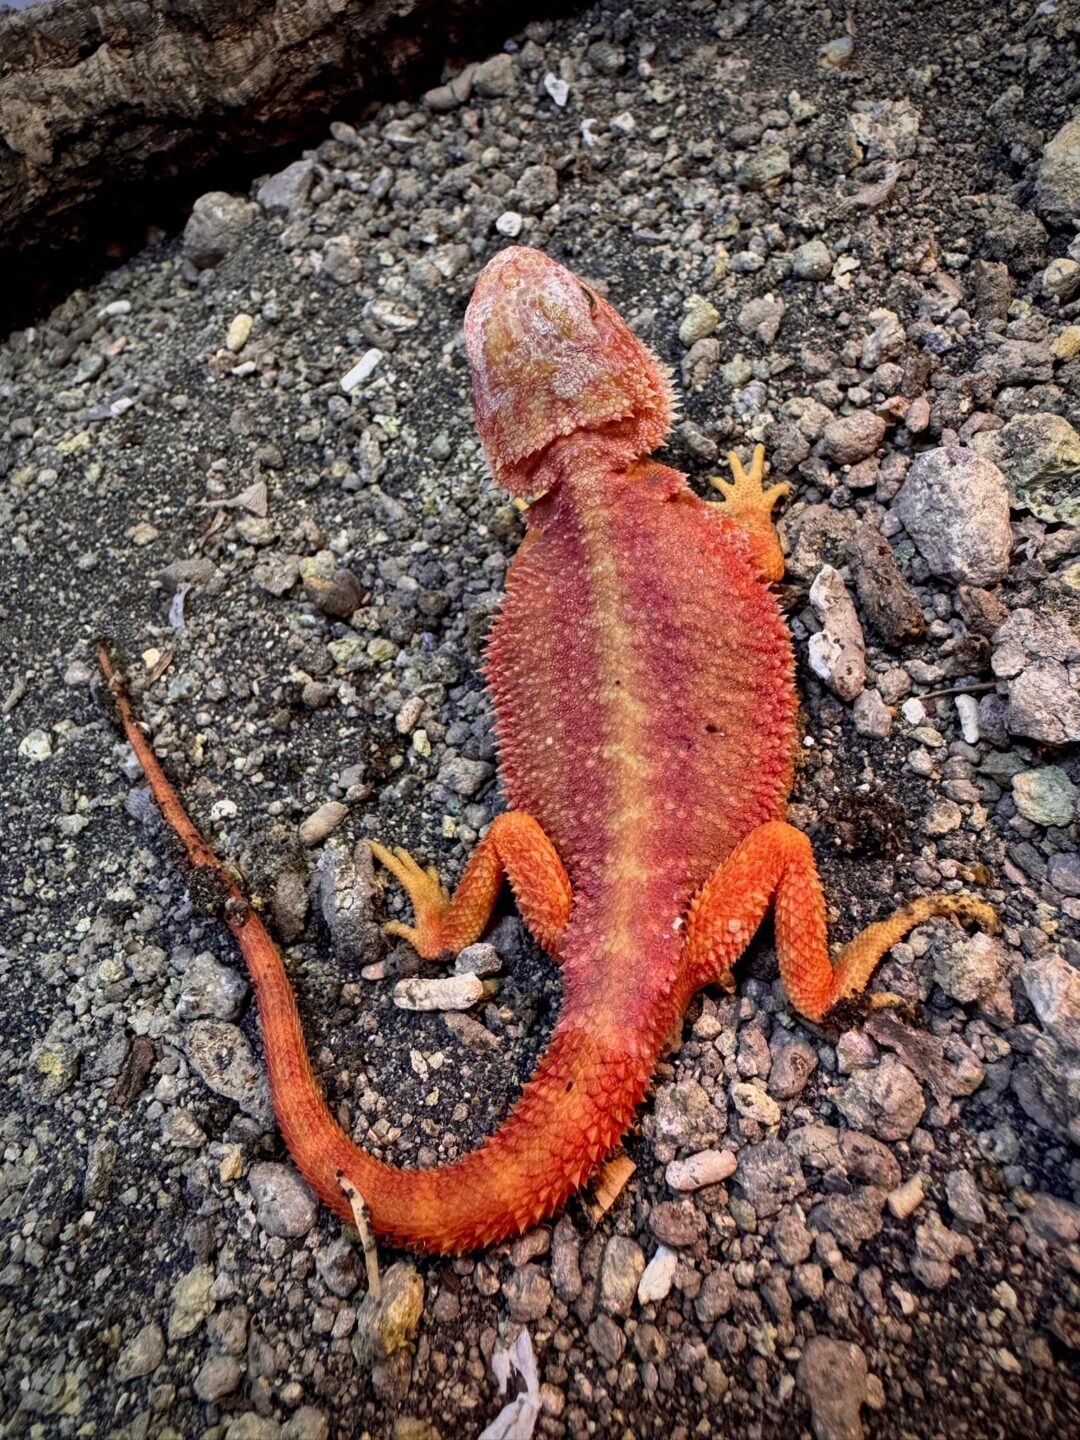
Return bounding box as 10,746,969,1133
98,647,658,1252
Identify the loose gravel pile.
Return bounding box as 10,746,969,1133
2,2,1079,1437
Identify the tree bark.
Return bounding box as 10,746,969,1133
0,0,548,333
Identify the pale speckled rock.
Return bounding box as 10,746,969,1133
731,1081,782,1124
167,1262,214,1341
176,951,248,1021
837,1058,925,1140
894,446,1011,585
1022,953,1080,1051
808,565,867,701
910,1211,974,1289
393,973,484,1010
796,1335,870,1440
299,800,349,846
665,1148,737,1191
115,1321,165,1380
249,1162,318,1238
822,412,886,466
599,1236,645,1316
185,1019,272,1121
972,412,1080,525
934,933,1005,1005
1034,117,1080,225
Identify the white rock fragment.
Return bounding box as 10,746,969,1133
18,728,52,762
637,1246,678,1305
665,1148,738,1192
894,446,1012,585
955,693,980,743
901,697,927,726
543,72,569,107
808,565,867,701
393,974,484,1012
225,313,253,353
340,349,383,393
495,210,524,237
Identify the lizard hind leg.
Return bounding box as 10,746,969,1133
370,810,573,960
683,819,997,1025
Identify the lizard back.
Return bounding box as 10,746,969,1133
486,457,798,924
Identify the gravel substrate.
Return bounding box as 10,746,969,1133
2,2,1080,1437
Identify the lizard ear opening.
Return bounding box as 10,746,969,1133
465,247,674,496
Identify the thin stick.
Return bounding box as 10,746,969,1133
338,1175,382,1300
917,682,996,703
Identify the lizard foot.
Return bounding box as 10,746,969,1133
369,842,451,958
710,443,791,518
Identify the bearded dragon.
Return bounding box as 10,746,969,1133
101,246,994,1253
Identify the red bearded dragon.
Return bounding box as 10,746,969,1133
100,246,995,1253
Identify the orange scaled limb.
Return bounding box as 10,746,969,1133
685,820,998,1023
370,812,572,959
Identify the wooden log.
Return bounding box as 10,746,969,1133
0,0,542,332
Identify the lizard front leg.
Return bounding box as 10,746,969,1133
371,811,572,959
682,819,996,1023
709,444,790,583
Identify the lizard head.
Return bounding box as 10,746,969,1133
464,246,674,495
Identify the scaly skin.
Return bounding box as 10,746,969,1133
100,247,996,1254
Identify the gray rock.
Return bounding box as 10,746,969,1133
226,1416,281,1440
1048,852,1080,896
1043,258,1080,302
1012,767,1077,827
454,942,502,977
808,1187,887,1252
808,565,867,701
472,53,517,98
665,1148,737,1191
257,159,317,217
185,1020,272,1121
503,1264,552,1321
182,191,256,269
319,842,381,965
991,609,1080,745
679,297,721,346
194,1353,245,1401
894,446,1011,585
945,1169,986,1225
167,1262,214,1340
353,1263,424,1365
1022,953,1080,1051
782,504,859,581
934,933,1005,1005
837,1058,925,1140
515,163,558,213
299,800,349,846
846,521,926,646
823,412,887,466
24,1039,79,1102
176,951,248,1021
850,99,920,161
740,147,791,190
281,1410,330,1440
249,1162,318,1238
853,689,892,738
792,239,833,280
587,1312,625,1365
1034,117,1080,225
393,974,484,1011
734,1137,807,1218
971,412,1080,526
315,1235,362,1298
859,308,905,368
1025,1192,1080,1246
115,1321,165,1380
599,1236,645,1316
910,1211,974,1289
796,1336,870,1440
768,1036,819,1098
737,294,785,345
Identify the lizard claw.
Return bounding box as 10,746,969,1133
711,444,791,516
369,841,451,958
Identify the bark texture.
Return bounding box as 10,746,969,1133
0,0,544,331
